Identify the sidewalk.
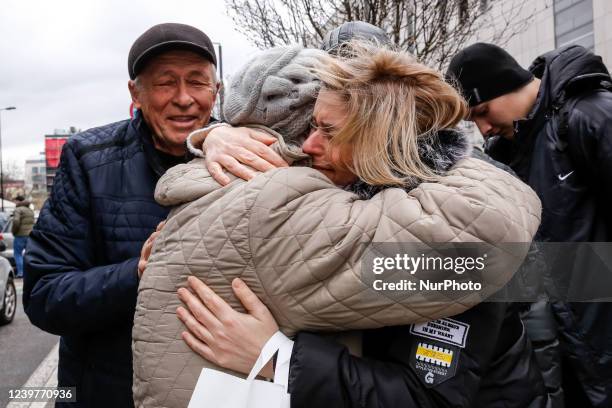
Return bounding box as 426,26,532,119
7,279,59,408
6,342,59,408
14,278,23,296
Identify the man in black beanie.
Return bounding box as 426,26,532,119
449,43,612,408
448,43,539,141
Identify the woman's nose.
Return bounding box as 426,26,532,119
302,130,326,156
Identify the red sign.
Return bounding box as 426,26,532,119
45,137,68,168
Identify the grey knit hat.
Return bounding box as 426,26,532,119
222,46,325,145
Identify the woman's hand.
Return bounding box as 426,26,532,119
203,126,289,185
177,276,279,378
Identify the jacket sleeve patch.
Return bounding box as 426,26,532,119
409,339,460,388
410,318,470,348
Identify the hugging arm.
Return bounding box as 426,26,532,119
192,124,289,185
246,163,541,332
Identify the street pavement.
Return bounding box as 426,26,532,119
0,278,59,408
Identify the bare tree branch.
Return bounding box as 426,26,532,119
225,0,534,69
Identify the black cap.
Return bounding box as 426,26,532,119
321,21,391,53
447,43,533,107
128,23,217,79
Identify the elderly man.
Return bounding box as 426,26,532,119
23,23,219,407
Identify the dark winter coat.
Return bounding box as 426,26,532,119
289,302,548,408
486,45,612,407
473,148,565,407
22,112,193,407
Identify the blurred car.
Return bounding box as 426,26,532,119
0,212,10,231
0,219,14,266
0,256,16,325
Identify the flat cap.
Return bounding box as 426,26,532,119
128,23,216,79
321,21,391,53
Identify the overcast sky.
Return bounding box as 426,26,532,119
0,0,258,175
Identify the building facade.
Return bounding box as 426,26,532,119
465,0,612,143
45,129,75,193
493,0,612,68
25,157,46,193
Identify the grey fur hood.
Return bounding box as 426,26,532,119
347,128,472,198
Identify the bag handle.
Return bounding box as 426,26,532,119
246,331,287,382
272,333,293,391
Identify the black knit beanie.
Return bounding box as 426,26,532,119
447,43,533,107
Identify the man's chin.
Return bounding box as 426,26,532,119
167,125,196,138
152,131,191,156
484,128,514,141
156,121,208,153
500,130,516,141
166,126,202,143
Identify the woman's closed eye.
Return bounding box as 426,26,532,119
309,119,334,139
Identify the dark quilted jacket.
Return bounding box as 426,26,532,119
486,45,612,407
289,303,548,408
23,112,186,407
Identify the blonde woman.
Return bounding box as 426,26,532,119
133,44,545,407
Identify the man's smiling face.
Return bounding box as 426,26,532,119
129,49,219,156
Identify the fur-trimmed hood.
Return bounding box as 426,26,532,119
347,128,472,199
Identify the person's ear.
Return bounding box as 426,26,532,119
128,80,142,109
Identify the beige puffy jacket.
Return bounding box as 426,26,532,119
132,129,541,407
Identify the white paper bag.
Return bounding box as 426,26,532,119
188,331,293,408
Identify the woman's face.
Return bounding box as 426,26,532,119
302,90,358,186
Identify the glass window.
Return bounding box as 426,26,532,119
554,0,594,49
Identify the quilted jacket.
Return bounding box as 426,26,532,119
132,127,541,407
23,112,192,408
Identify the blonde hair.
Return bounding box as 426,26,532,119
315,42,468,186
